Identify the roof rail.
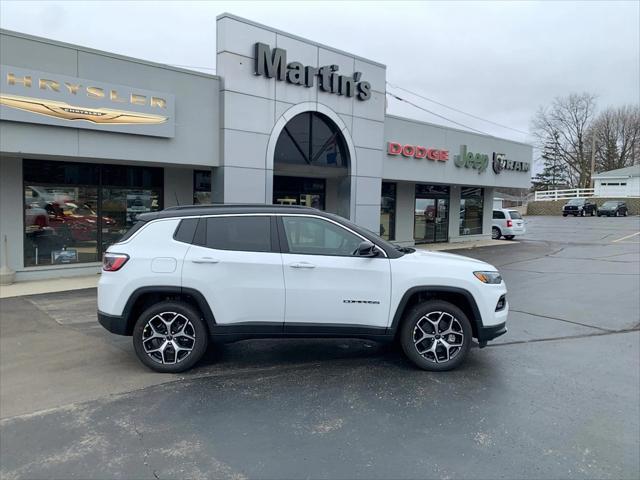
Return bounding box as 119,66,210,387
163,203,314,211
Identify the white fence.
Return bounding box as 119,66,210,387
534,188,595,201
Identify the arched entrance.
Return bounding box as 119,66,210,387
272,111,352,218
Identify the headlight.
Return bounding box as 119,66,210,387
474,271,502,284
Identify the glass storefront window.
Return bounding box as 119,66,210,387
193,170,212,204
274,112,349,170
23,159,162,267
460,187,484,236
380,182,396,241
24,186,99,266
414,185,449,243
100,188,161,254
273,176,326,209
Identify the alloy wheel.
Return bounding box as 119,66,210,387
413,311,464,364
492,227,500,240
142,312,196,365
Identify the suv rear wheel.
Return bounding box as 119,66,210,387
491,226,501,239
133,301,208,373
400,300,472,371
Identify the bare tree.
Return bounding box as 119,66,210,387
532,93,597,188
590,105,640,172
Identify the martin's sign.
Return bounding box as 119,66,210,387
0,65,175,137
387,142,449,161
254,43,371,101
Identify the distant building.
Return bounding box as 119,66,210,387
592,165,640,197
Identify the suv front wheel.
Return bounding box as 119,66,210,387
133,301,209,373
400,300,472,371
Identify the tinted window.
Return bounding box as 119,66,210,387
205,216,271,252
282,216,362,256
493,211,505,219
508,211,523,220
174,218,199,244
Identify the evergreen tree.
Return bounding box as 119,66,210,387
532,133,568,190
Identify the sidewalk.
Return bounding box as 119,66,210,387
415,238,519,251
0,274,100,299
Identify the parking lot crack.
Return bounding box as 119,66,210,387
509,309,615,332
489,327,639,347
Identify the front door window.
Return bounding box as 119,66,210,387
281,216,361,256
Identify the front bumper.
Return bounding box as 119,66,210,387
97,310,129,335
477,321,507,347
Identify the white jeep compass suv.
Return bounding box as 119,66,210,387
98,205,508,373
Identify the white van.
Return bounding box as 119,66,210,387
492,209,526,240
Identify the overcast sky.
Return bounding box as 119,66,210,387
1,0,638,147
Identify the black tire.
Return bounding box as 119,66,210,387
491,226,501,240
597,213,601,217
400,300,473,372
133,301,209,373
504,235,515,240
562,213,568,217
574,213,578,217
624,210,628,217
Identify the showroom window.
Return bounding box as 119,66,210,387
459,187,484,236
380,182,396,241
414,184,450,243
193,170,212,204
23,159,163,267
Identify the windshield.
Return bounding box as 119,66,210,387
567,199,584,205
508,211,523,220
602,202,617,208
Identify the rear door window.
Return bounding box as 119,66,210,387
205,216,272,252
493,211,505,219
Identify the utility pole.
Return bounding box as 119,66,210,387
590,134,596,188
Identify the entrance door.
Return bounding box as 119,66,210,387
414,185,450,243
273,176,326,209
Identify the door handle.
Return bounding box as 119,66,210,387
289,262,316,269
191,257,220,264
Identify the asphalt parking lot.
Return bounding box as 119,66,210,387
1,215,639,479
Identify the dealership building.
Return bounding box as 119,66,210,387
0,14,532,282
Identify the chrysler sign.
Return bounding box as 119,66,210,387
0,65,175,137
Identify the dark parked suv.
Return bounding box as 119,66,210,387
597,201,628,217
562,198,598,217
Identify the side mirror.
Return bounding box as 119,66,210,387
355,240,378,257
